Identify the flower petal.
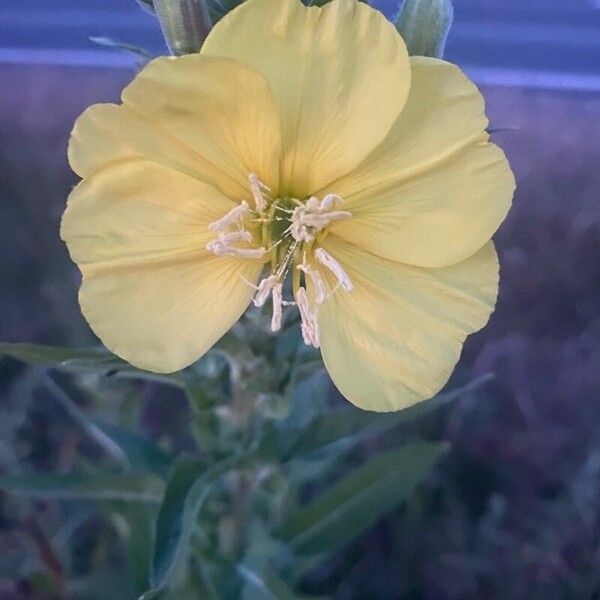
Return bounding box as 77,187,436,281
79,254,260,373
61,160,261,372
69,55,282,199
317,237,499,412
61,160,236,270
327,57,515,267
202,0,410,196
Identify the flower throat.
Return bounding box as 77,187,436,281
206,174,354,347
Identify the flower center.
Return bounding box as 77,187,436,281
206,174,354,347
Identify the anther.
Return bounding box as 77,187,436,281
217,230,252,244
319,194,343,211
253,274,279,307
288,202,351,243
271,283,283,332
207,243,266,259
208,201,250,232
295,287,320,348
314,248,353,293
297,262,326,304
248,174,269,213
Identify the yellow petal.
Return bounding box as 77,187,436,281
61,160,236,270
202,0,410,196
69,55,281,199
79,254,260,373
327,57,515,267
61,160,261,372
317,237,499,412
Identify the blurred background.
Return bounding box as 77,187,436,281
1,0,600,598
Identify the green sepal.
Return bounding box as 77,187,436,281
153,0,212,55
396,0,454,58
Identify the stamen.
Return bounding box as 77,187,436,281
305,196,320,211
295,287,320,348
253,274,279,307
248,174,269,213
288,204,351,243
314,248,353,293
208,201,250,232
271,283,283,332
319,194,343,211
297,262,326,304
217,230,252,244
209,182,353,349
296,211,351,228
207,240,266,259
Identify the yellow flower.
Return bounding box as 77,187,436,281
61,0,515,411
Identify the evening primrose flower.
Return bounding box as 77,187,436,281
61,0,515,411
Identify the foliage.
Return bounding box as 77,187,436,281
4,0,600,598
0,318,480,597
3,79,596,596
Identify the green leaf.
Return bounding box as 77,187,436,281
278,442,446,556
238,565,309,600
121,504,157,594
94,422,174,478
283,374,492,460
487,126,518,135
151,455,239,589
396,0,454,58
90,37,154,60
138,589,167,600
0,473,164,504
0,343,186,387
0,343,109,365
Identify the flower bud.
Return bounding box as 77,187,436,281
153,0,212,55
395,0,453,58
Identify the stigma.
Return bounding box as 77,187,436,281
206,174,354,348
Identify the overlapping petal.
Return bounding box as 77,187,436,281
69,55,282,199
317,237,499,411
202,0,411,196
61,160,261,372
327,57,515,267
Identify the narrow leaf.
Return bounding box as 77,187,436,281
284,374,492,460
238,565,307,600
0,473,164,504
122,504,156,594
0,342,185,387
94,422,174,478
0,343,109,365
151,455,239,588
90,37,154,60
487,126,518,135
278,442,446,555
396,0,454,58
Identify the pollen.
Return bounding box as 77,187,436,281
206,174,354,347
